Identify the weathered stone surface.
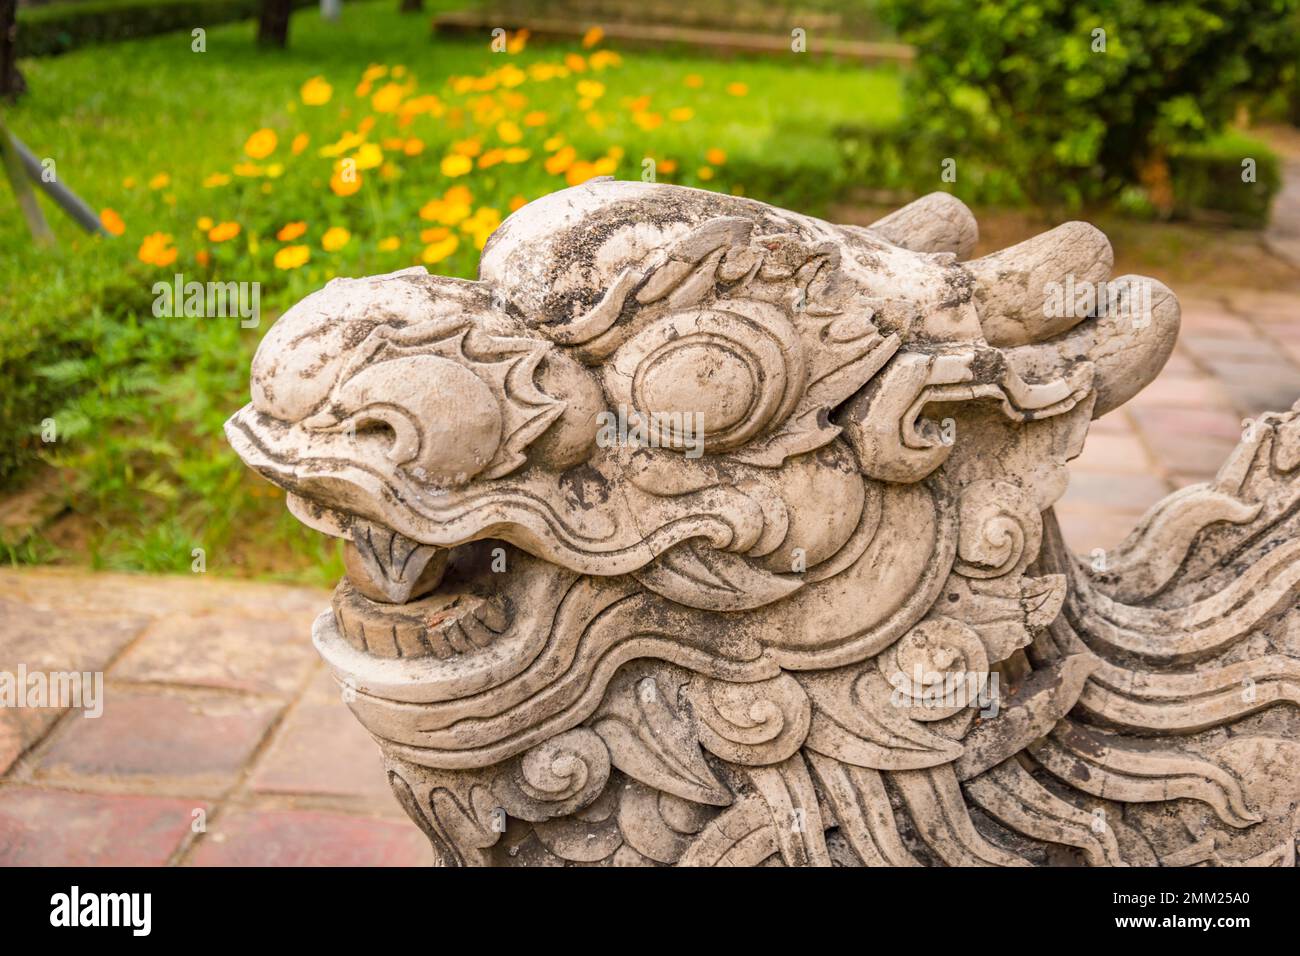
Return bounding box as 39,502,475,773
228,179,1300,866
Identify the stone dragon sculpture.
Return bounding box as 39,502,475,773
227,179,1300,866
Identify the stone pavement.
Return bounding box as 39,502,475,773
0,569,431,866
1,286,1299,867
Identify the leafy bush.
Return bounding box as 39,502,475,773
17,0,316,58
880,0,1300,211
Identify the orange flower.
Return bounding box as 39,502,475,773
565,161,599,186
497,120,523,144
403,138,425,156
564,53,586,73
659,159,679,174
244,128,278,159
321,226,351,251
706,148,727,166
372,83,406,113
545,145,576,175
300,76,333,106
291,133,310,155
523,110,548,127
421,233,459,265
633,111,663,131
726,82,749,96
684,74,704,88
148,172,170,190
277,221,307,241
208,221,241,243
508,195,528,212
330,167,362,196
581,26,604,48
196,249,211,267
441,154,473,177
203,172,231,188
137,232,177,267
274,245,310,270
99,208,126,237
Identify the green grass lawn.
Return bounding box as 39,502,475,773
0,1,903,583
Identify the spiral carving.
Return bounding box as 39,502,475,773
686,673,811,765
878,616,990,722
954,479,1042,579
494,728,611,822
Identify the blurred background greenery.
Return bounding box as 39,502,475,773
1,0,1297,584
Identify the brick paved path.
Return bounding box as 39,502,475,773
2,283,1299,866
0,569,430,866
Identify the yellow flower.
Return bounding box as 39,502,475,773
581,26,604,48
208,221,241,243
244,128,278,159
633,111,663,131
726,82,749,96
441,154,473,177
497,120,523,144
197,216,214,231
523,111,548,127
684,74,704,88
300,76,333,106
451,138,482,157
203,172,231,188
121,177,136,189
421,226,450,243
543,134,565,152
566,161,599,186
330,167,362,196
276,221,307,241
503,147,531,164
371,82,406,113
274,244,310,270
669,107,694,122
362,64,388,83
266,163,284,178
137,232,177,267
545,146,576,175
100,208,126,236
291,133,310,155
421,233,459,265
706,148,727,166
589,50,621,70
321,226,351,251
576,80,605,100
233,162,264,177
354,142,384,170
698,165,714,181
148,172,170,190
378,236,401,251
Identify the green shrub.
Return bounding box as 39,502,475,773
879,0,1300,211
17,0,316,58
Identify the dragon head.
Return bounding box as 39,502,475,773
226,180,1186,840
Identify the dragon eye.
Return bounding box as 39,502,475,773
604,303,805,454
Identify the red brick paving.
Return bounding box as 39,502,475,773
186,809,430,867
